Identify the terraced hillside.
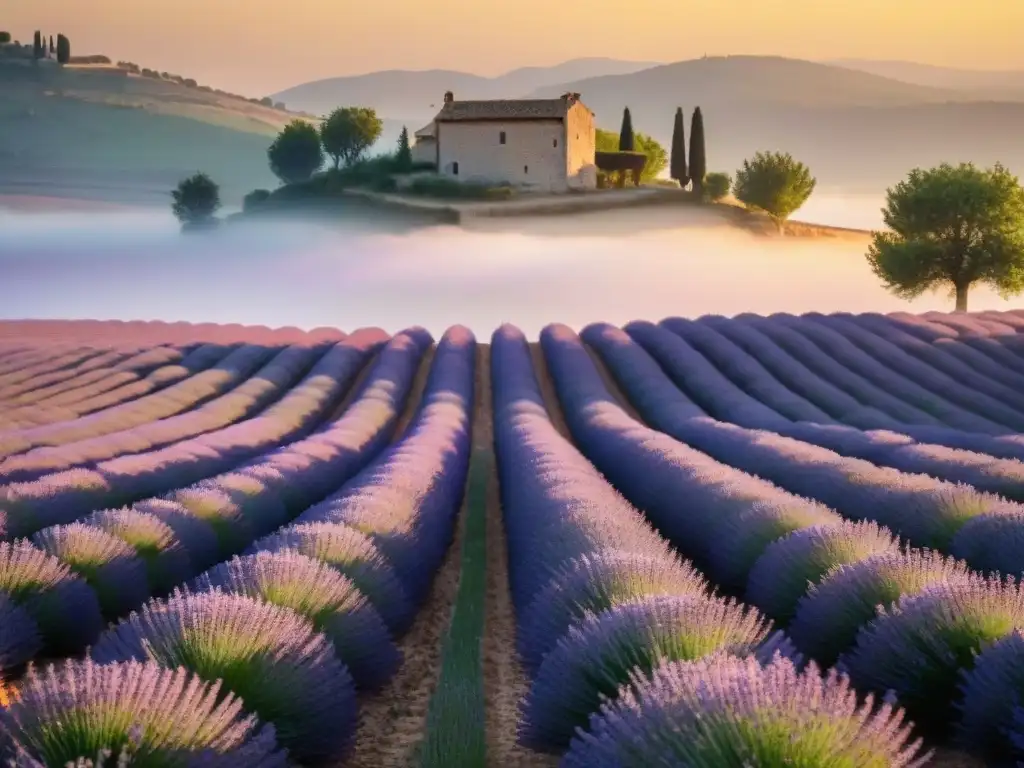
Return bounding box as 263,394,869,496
3,311,1024,766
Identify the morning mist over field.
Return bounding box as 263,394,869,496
1,193,1014,338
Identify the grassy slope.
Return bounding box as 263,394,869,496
0,65,297,206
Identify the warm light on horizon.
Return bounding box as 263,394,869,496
6,0,1023,96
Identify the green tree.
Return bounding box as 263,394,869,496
0,32,12,45
867,162,1024,312
56,34,70,64
688,107,706,194
734,151,816,231
396,126,413,172
669,107,688,188
596,129,666,183
702,172,731,202
618,107,635,152
171,173,221,230
49,35,55,54
32,31,42,59
268,120,324,184
320,107,383,169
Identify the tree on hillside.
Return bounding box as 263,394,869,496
618,108,635,152
596,129,666,183
688,107,707,194
0,32,12,45
396,126,413,172
734,151,815,231
171,173,221,231
56,34,70,64
320,107,383,169
733,151,815,230
268,120,324,184
867,162,1024,312
670,107,688,188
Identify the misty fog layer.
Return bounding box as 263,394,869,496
1,193,1019,337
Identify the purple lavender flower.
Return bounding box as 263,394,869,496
90,588,358,763
32,523,149,618
1,659,287,767
166,486,255,557
746,521,900,624
192,550,399,691
840,576,1024,729
85,508,193,596
0,540,104,654
562,653,928,767
132,499,221,573
788,548,976,666
520,593,771,751
204,473,289,539
957,630,1024,758
248,521,412,634
951,509,1024,577
0,592,41,670
516,551,709,675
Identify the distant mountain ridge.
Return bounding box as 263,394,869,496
827,59,1024,99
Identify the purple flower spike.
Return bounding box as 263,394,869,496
85,508,193,595
789,548,976,666
957,630,1024,758
0,540,104,654
0,592,41,671
562,653,929,768
192,550,399,691
32,523,150,618
840,576,1024,730
516,550,709,675
746,521,900,625
167,486,256,558
1,659,287,767
248,522,412,634
520,593,771,751
132,499,221,573
91,588,358,764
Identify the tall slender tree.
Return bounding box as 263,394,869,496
688,106,707,194
56,34,70,64
49,35,55,54
618,108,635,152
32,31,42,59
669,106,689,188
396,125,413,172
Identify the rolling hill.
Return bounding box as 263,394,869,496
828,59,1024,100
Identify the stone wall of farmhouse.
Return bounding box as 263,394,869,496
564,102,597,190
411,137,436,166
437,119,568,192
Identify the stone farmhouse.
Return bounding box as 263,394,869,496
411,91,598,192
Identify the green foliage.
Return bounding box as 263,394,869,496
396,126,413,173
596,130,665,183
407,176,515,200
32,30,42,59
171,173,221,229
268,120,324,185
734,150,816,229
320,107,384,169
702,172,731,202
670,107,688,187
619,107,635,152
0,32,11,45
242,188,271,212
688,107,707,191
595,150,647,187
56,34,70,65
867,162,1024,312
418,451,489,768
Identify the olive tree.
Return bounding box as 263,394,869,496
733,151,816,231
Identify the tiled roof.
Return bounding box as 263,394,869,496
434,98,580,122
414,122,436,139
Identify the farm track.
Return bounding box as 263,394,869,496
528,343,570,439
346,343,458,768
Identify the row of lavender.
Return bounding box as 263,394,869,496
491,325,927,766
0,328,474,765
538,321,1024,761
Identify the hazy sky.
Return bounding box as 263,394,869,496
7,0,1024,96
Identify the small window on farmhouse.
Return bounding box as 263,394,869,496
452,161,459,176
524,165,529,174
499,131,506,145
553,139,558,147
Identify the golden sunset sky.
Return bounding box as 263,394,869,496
7,0,1023,95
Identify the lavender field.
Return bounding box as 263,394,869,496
3,310,1024,766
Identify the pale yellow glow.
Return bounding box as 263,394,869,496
6,0,1022,95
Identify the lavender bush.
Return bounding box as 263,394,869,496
0,659,286,767
84,508,193,595
562,653,928,768
956,630,1024,758
0,592,41,670
91,589,358,763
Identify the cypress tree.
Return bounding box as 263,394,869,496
396,125,412,171
56,34,70,64
49,35,55,53
689,106,707,193
669,106,689,187
32,30,42,59
618,107,635,152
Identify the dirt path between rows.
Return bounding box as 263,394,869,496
528,343,570,440
345,342,464,768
